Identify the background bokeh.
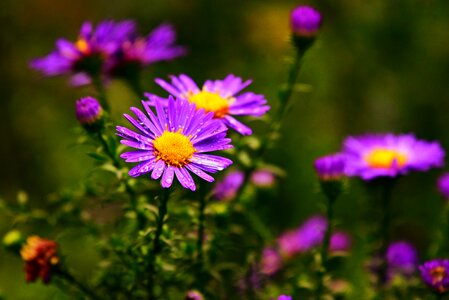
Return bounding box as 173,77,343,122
1,0,449,298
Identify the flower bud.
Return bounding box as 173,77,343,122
75,96,104,131
290,5,322,51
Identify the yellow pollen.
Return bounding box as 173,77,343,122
365,148,407,169
75,39,90,54
431,266,447,284
153,130,195,167
188,91,230,118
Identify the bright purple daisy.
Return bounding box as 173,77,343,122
329,231,351,254
117,97,233,191
212,170,245,201
148,74,270,135
314,153,346,181
31,20,136,85
437,173,449,199
260,247,282,276
419,259,449,293
117,23,186,67
290,5,322,37
386,241,418,278
342,133,445,180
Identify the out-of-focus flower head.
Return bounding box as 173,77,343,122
212,170,245,201
117,97,233,191
31,20,137,85
437,173,449,200
250,169,276,188
419,259,449,293
290,5,322,38
20,236,59,283
329,231,351,254
185,290,204,300
342,133,445,180
276,295,293,300
314,153,346,181
387,241,418,278
75,96,103,130
260,247,282,276
149,74,270,135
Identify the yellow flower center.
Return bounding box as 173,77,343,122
365,148,407,169
76,39,90,55
431,266,447,284
188,91,230,118
153,130,195,167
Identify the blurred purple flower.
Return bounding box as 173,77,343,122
438,173,449,199
260,247,282,276
277,295,293,300
314,153,346,181
117,97,233,191
386,241,418,278
250,169,276,188
342,133,445,180
149,74,270,135
290,5,322,37
419,259,449,293
329,231,351,254
185,290,204,300
212,170,244,201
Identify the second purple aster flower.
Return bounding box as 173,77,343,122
149,74,270,135
117,97,233,191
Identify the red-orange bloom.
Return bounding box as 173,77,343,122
20,236,59,283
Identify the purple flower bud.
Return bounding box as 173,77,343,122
251,169,276,188
419,259,449,293
185,290,204,300
260,247,282,276
438,173,449,199
290,5,322,38
329,231,352,253
387,241,418,278
75,96,103,126
314,153,346,181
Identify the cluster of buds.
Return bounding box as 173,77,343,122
20,236,59,283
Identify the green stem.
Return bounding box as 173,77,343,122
56,268,103,300
434,204,449,257
148,188,170,300
92,75,110,112
196,193,206,275
316,194,336,300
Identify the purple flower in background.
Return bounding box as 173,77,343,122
277,295,293,300
290,5,322,37
75,96,103,126
212,170,244,201
419,259,449,293
437,173,449,199
342,133,445,180
260,247,282,276
117,23,186,67
117,97,233,191
31,20,136,85
314,153,346,181
185,290,204,300
149,74,270,135
251,169,276,188
387,241,418,278
329,231,351,254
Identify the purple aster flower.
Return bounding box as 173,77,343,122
75,96,103,126
314,153,346,181
117,96,233,191
148,74,270,135
212,170,244,201
31,20,136,85
329,231,351,254
290,5,322,37
260,247,282,276
250,169,276,188
185,290,204,300
342,133,445,180
387,241,418,278
438,173,449,199
419,259,449,293
118,23,186,67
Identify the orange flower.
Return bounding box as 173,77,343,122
20,236,59,283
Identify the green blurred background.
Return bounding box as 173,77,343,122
1,0,449,298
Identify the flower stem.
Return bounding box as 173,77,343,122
316,193,336,300
378,181,393,284
196,192,207,276
148,188,170,300
92,75,110,112
56,268,103,300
